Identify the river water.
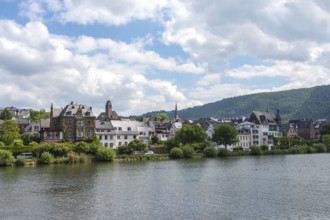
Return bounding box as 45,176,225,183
1,154,330,220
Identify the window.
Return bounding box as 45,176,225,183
110,143,114,148
110,135,113,140
117,135,120,139
119,142,122,146
77,120,84,126
124,135,127,139
105,135,108,140
68,119,72,126
124,142,128,145
128,127,131,131
118,127,122,131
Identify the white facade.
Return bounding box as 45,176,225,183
95,120,154,148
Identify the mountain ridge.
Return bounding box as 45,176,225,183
141,85,330,121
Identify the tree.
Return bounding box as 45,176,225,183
322,134,330,152
212,124,238,149
0,120,21,146
118,139,147,155
175,124,207,145
320,122,330,136
0,109,12,120
156,113,169,120
95,147,116,161
29,109,50,121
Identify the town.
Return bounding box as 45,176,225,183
0,100,329,153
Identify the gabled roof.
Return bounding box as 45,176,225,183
58,103,94,117
249,111,277,125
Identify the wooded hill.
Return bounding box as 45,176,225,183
141,85,330,121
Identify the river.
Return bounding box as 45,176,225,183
1,154,330,220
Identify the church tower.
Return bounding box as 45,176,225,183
106,100,112,118
174,102,179,120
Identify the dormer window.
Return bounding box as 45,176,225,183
118,127,122,131
128,127,131,131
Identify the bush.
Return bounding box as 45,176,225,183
260,145,269,151
73,142,90,154
307,146,317,154
0,150,15,166
0,142,5,147
313,143,327,153
169,147,183,159
203,146,217,157
39,152,54,164
15,158,26,166
218,148,229,157
181,145,195,158
250,146,262,156
29,141,39,147
233,147,243,152
13,139,24,148
288,145,308,154
95,147,116,162
67,152,88,163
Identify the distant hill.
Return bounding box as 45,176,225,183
141,85,330,121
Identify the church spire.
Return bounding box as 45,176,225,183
174,102,179,120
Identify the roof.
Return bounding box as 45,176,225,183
249,111,278,125
58,102,94,117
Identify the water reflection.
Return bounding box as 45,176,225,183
1,155,330,219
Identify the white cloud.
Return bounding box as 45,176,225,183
0,19,204,115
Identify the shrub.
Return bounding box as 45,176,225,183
313,143,327,153
15,158,26,166
165,138,181,151
203,146,217,157
260,145,269,151
218,148,229,157
95,147,116,162
181,145,195,158
288,145,308,154
13,139,24,148
169,147,183,159
73,142,90,154
39,152,54,164
29,141,39,147
233,147,243,152
89,143,100,155
0,150,15,166
67,152,88,163
250,146,262,156
307,146,317,154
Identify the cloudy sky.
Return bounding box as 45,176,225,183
1,0,330,116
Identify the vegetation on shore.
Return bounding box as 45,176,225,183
2,120,330,167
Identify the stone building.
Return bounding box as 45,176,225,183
43,101,95,142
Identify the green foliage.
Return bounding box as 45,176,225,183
21,132,39,146
250,146,262,156
156,113,169,120
0,146,34,157
117,139,147,155
39,152,54,164
212,124,238,149
312,143,327,153
0,120,21,146
29,141,39,147
233,147,243,152
321,123,330,136
0,142,4,147
151,135,159,144
13,139,24,148
33,143,71,158
0,149,15,166
218,148,229,157
29,109,50,121
288,145,308,154
164,138,181,151
67,152,88,163
322,134,330,152
95,147,116,162
180,145,195,158
203,146,217,158
169,147,183,159
15,158,26,166
0,109,12,120
260,145,269,151
73,142,90,154
142,85,330,120
175,125,207,145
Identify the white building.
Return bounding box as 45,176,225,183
95,119,154,148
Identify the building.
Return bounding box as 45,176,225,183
247,109,282,149
42,102,95,142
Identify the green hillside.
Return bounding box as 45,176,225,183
142,85,330,121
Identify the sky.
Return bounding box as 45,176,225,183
1,0,330,116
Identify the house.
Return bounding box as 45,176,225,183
247,109,282,149
235,121,254,150
95,119,154,148
42,102,95,142
289,119,315,140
